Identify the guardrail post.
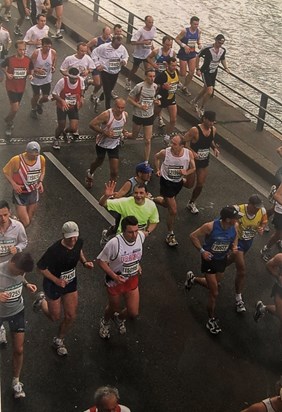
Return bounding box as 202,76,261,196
126,12,134,43
93,0,100,21
256,93,268,132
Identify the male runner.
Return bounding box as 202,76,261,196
23,13,49,57
84,386,131,412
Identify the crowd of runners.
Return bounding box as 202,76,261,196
0,4,282,411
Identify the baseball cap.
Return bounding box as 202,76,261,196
62,221,79,238
220,206,244,220
26,141,40,153
136,162,153,174
248,194,263,208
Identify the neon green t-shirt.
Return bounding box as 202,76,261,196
107,197,159,233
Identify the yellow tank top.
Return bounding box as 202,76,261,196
237,204,267,240
166,70,179,100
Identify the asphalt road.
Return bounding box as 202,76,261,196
0,18,280,412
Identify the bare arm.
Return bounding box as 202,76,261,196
190,222,214,260
89,111,110,134
266,253,282,281
154,149,166,176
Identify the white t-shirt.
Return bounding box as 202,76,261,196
132,26,157,59
23,24,49,57
60,54,95,77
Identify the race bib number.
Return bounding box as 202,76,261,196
108,58,120,73
168,165,183,179
35,69,47,78
169,82,178,93
197,149,210,160
112,127,122,138
141,97,153,106
157,62,166,72
241,228,256,240
5,283,23,302
187,40,196,48
209,61,219,73
211,242,229,253
65,94,77,105
0,238,16,256
13,68,27,79
143,42,151,49
60,268,76,283
26,170,41,185
122,261,139,277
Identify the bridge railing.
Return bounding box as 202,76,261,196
78,0,282,135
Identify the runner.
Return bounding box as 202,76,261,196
48,0,63,39
185,206,241,334
227,195,267,312
254,253,282,350
3,141,45,227
154,57,179,145
30,36,56,119
125,15,156,91
1,40,33,137
0,200,28,264
0,0,12,22
99,180,159,235
34,221,94,356
52,67,85,149
85,98,130,188
191,34,230,117
60,42,95,80
0,21,12,83
84,386,131,412
127,68,160,162
175,16,202,96
154,135,195,247
184,110,219,214
0,252,36,398
14,0,30,36
23,13,49,57
97,216,145,339
91,35,128,109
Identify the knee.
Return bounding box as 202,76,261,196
210,289,219,299
14,344,24,357
168,205,177,216
65,312,76,322
50,312,60,322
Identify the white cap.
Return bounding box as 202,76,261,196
62,221,79,238
26,141,40,153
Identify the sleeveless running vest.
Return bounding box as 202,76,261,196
190,125,214,168
155,47,174,72
237,204,266,240
13,154,42,193
161,147,190,182
58,77,81,109
96,109,127,149
165,70,179,100
31,48,52,85
177,27,199,60
203,219,236,260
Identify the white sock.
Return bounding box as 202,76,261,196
235,294,242,302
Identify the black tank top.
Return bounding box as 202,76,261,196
190,125,214,168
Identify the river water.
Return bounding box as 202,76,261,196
77,0,282,132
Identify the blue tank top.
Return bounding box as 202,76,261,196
97,35,111,47
203,219,236,260
177,28,199,60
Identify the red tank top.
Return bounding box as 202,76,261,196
58,77,81,109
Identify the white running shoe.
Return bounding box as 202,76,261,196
125,78,131,91
163,134,171,146
187,201,199,214
268,185,277,203
33,292,45,313
99,318,110,339
206,318,222,335
260,246,271,262
13,382,26,398
53,337,68,356
158,116,165,128
52,139,60,150
113,313,126,335
165,233,179,247
0,325,7,344
254,301,266,322
184,271,195,291
236,300,246,313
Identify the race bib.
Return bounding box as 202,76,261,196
13,68,27,79
65,94,77,105
35,69,47,78
197,149,210,160
60,268,76,282
241,228,256,240
0,238,16,256
168,165,183,179
169,82,178,93
187,40,196,48
26,170,41,185
211,242,229,252
209,61,219,73
5,283,23,302
112,127,122,138
141,97,153,106
122,261,139,277
157,62,166,72
143,42,151,49
108,58,120,73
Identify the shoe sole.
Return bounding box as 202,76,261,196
206,325,221,335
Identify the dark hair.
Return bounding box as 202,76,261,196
36,13,46,21
77,42,87,50
121,216,138,231
41,37,52,46
203,111,216,121
15,40,25,49
173,134,185,146
190,16,199,24
68,67,80,76
0,200,10,210
215,34,225,42
11,252,34,272
133,183,148,192
145,15,153,22
167,56,177,64
145,68,155,75
113,23,122,30
162,35,173,44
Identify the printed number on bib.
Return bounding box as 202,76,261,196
13,68,27,79
0,239,16,256
197,149,210,160
211,242,229,252
5,284,23,302
169,82,178,93
65,94,77,106
209,61,219,73
26,170,41,185
60,268,76,282
122,261,139,277
168,165,183,179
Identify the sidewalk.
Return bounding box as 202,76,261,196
53,0,281,184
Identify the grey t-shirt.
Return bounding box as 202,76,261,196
0,261,24,318
129,81,158,118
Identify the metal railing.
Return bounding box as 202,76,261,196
80,0,282,135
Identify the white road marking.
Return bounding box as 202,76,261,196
44,152,115,225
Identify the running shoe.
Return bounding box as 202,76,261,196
52,31,63,39
111,90,118,99
6,10,11,18
99,317,110,339
165,233,179,247
125,78,131,91
264,224,270,232
13,382,26,398
85,169,94,189
0,325,7,344
93,96,100,113
113,312,126,335
5,124,13,137
72,132,79,141
36,103,43,114
236,300,246,313
187,201,199,214
158,116,165,128
14,26,23,36
206,318,222,335
254,300,266,322
52,139,61,150
260,246,271,262
53,337,68,356
268,185,277,203
33,291,45,313
30,109,38,119
163,134,171,146
181,86,191,96
184,271,195,291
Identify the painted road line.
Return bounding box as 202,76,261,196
44,152,115,225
